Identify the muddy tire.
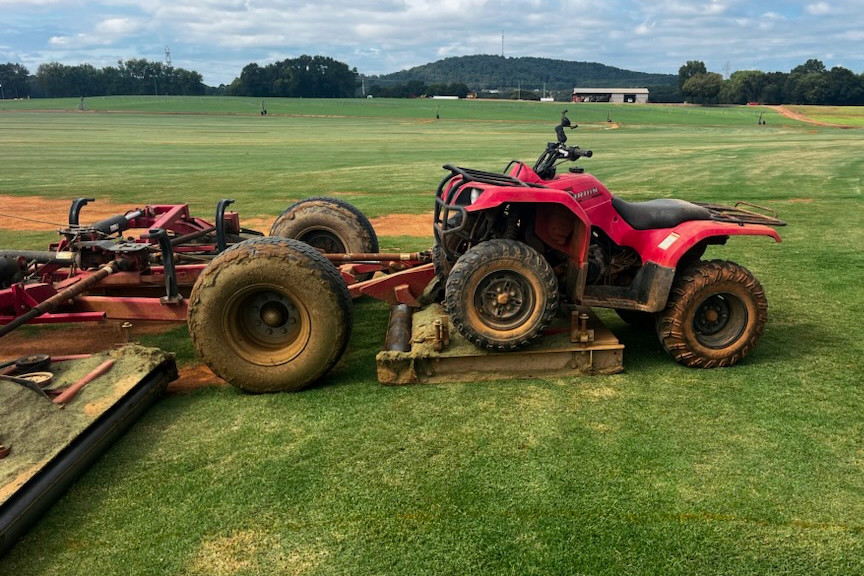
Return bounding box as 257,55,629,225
432,243,451,283
656,260,767,368
270,197,378,282
188,237,352,392
270,196,378,254
445,239,559,351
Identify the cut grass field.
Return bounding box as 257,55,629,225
1,98,863,575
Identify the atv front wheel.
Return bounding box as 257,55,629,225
656,260,767,368
445,239,559,351
188,237,352,392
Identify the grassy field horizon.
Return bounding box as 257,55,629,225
1,98,862,575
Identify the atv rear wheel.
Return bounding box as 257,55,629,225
445,239,559,351
656,260,767,368
188,237,352,392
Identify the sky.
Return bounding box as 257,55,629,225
1,0,863,87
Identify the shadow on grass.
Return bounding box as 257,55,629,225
595,311,835,374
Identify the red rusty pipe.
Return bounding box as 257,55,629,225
0,262,117,339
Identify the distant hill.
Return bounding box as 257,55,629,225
369,55,676,91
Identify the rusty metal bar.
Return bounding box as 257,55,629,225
324,252,424,263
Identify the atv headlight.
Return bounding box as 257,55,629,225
470,187,482,204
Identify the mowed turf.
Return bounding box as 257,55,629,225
1,98,863,575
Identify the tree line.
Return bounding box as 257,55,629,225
679,59,864,105
3,55,864,106
226,55,357,98
0,60,206,98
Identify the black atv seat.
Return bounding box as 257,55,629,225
611,197,714,230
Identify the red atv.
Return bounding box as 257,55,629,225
433,110,784,367
187,112,784,393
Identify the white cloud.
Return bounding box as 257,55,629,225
841,30,864,40
634,22,654,35
806,2,832,15
3,0,864,85
95,17,141,36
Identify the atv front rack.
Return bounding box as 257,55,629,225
698,201,787,227
433,164,546,256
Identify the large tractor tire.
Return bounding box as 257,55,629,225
270,196,379,255
445,239,559,351
188,237,352,392
656,260,767,368
270,197,378,282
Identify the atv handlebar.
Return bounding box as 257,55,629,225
552,111,592,159
568,147,592,160
533,142,592,179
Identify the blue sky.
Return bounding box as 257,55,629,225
1,1,862,86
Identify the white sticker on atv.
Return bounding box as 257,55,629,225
658,232,680,250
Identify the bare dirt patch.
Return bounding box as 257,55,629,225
0,193,432,239
169,363,227,393
368,213,432,237
238,216,272,234
0,195,138,232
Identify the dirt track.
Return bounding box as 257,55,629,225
769,105,857,128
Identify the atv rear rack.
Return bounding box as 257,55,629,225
698,201,787,227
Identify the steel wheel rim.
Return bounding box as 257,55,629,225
472,269,536,331
223,284,310,365
298,228,347,253
692,293,748,349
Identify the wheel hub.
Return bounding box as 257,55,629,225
692,293,748,349
260,302,287,328
694,296,730,335
242,290,301,345
475,271,534,329
299,229,346,254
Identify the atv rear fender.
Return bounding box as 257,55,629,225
581,222,781,313
612,220,782,269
